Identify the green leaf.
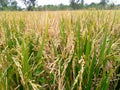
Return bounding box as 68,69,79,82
87,52,96,90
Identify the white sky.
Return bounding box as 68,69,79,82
37,0,100,5
16,0,120,8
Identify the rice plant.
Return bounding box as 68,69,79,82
0,11,120,90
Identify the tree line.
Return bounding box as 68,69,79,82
0,0,120,11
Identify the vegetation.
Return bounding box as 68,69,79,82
0,0,120,11
21,0,37,10
0,11,120,90
0,0,19,10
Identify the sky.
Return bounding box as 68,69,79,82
16,0,120,8
37,0,100,5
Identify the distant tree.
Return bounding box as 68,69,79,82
58,4,65,10
99,0,109,9
21,0,37,10
80,0,84,9
10,0,18,10
0,0,8,10
70,0,80,9
70,0,84,9
109,3,115,9
81,0,84,6
36,4,71,11
89,2,97,8
0,0,18,10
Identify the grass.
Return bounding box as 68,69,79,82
0,11,120,90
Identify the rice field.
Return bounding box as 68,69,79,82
0,11,120,90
